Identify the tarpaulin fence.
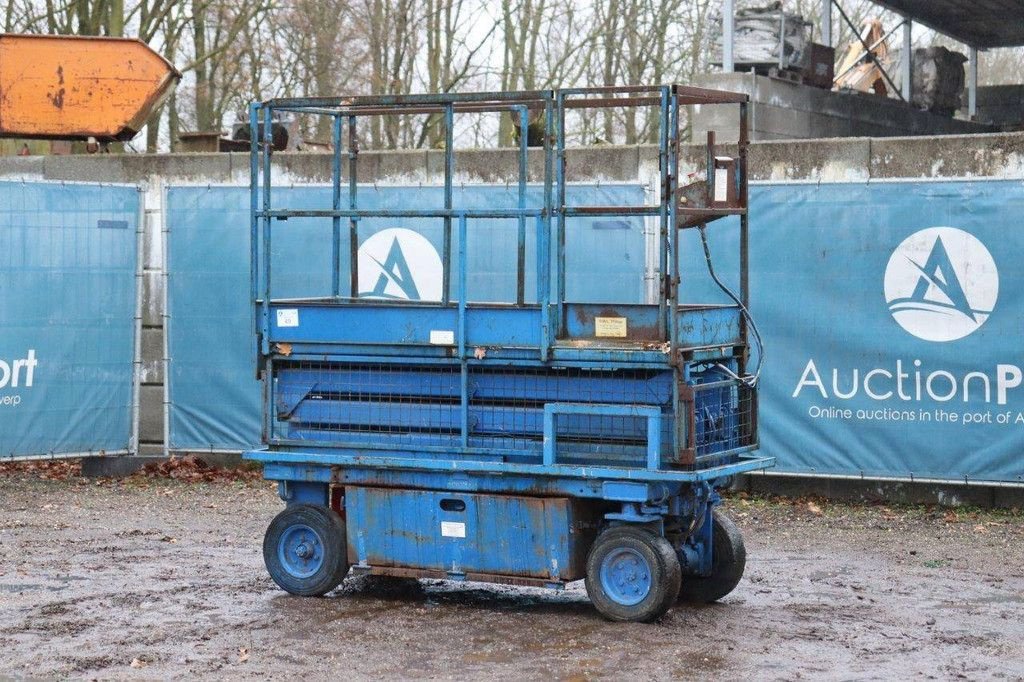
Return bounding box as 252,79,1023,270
167,179,1024,485
165,184,648,452
0,181,140,460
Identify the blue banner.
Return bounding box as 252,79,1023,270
168,179,1024,484
679,180,1024,484
0,181,139,459
166,184,647,451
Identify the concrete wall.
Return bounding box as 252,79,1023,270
692,73,993,142
1,130,1022,456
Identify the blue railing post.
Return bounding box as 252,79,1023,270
331,115,342,298
260,104,273,355
540,94,554,361
517,105,528,305
348,115,359,298
248,103,260,337
442,104,454,305
458,213,469,447
555,90,567,338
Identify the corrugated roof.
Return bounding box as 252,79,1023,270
870,0,1024,48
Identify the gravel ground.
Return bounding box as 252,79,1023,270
0,463,1022,680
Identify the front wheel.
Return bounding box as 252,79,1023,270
678,509,746,603
263,503,349,596
585,526,681,622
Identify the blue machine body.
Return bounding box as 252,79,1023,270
244,86,773,595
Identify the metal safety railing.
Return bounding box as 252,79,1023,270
249,85,751,368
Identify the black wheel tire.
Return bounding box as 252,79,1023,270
678,509,746,603
584,526,681,622
263,503,349,597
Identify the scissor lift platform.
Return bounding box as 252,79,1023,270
244,85,773,622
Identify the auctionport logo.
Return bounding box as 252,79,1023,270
883,227,998,342
357,228,443,302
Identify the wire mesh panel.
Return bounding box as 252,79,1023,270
274,362,463,448
681,370,758,468
0,181,140,459
271,360,677,466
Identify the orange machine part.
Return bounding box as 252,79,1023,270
0,33,180,141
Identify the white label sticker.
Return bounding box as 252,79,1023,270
276,309,299,328
430,329,455,345
714,168,729,202
440,521,466,538
595,316,628,338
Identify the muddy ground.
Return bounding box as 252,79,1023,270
1,463,1022,680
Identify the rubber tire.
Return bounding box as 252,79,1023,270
263,503,349,597
585,526,681,622
678,509,746,603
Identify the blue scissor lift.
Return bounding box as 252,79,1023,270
244,85,774,622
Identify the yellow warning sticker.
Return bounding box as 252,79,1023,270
595,316,628,338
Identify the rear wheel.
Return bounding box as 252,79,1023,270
263,503,349,596
585,526,681,622
678,509,746,603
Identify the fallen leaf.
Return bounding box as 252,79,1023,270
807,501,823,516
130,658,146,669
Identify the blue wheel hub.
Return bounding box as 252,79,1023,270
599,547,652,606
277,524,324,579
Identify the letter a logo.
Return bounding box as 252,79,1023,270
884,227,997,342
368,237,421,300
357,228,443,301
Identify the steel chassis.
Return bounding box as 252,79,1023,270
244,84,774,620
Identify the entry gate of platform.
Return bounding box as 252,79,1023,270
0,181,141,460
166,178,1024,486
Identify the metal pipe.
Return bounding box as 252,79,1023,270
657,86,669,342
968,46,979,119
267,89,555,108
747,469,1024,490
1,450,132,463
348,116,359,298
442,104,454,305
130,190,145,456
331,115,342,297
160,179,171,458
778,11,786,71
458,214,468,447
264,208,544,219
540,95,554,361
738,101,750,375
517,105,528,305
555,91,567,335
722,0,735,72
821,0,832,46
249,103,260,334
260,105,273,353
901,18,912,102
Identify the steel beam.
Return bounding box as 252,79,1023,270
901,18,912,102
722,0,735,72
968,46,979,119
821,0,832,46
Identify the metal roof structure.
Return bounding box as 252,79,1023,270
869,0,1024,48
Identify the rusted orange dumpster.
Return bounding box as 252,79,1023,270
0,33,180,141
